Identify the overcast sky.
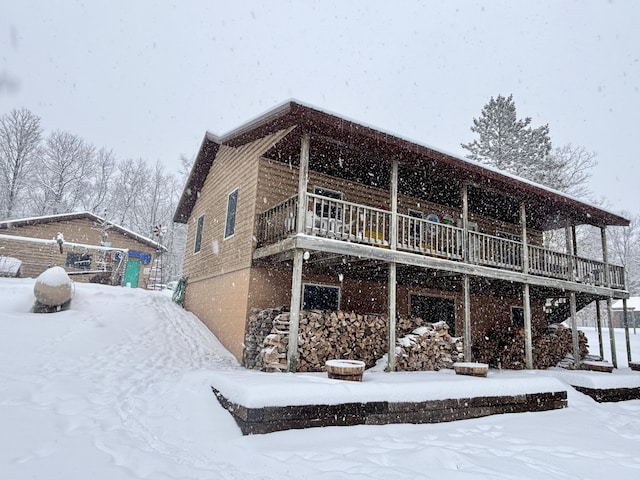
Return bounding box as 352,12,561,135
2,0,639,217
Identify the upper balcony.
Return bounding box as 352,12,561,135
256,192,626,291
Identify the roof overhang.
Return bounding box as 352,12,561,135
174,100,629,230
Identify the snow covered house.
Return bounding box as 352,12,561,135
0,212,163,288
174,101,629,369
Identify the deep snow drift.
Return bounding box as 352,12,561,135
1,278,639,480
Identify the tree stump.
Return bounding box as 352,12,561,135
453,362,489,377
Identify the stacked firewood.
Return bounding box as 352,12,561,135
255,309,463,372
395,321,464,371
472,323,589,370
243,307,285,370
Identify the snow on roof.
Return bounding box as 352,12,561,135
205,99,628,227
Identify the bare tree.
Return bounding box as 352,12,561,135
0,108,42,219
31,130,95,215
544,144,598,198
81,147,116,214
608,212,640,294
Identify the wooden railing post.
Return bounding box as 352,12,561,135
387,160,398,372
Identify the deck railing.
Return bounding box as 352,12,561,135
256,194,626,289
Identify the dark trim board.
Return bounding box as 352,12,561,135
573,385,640,402
212,387,567,435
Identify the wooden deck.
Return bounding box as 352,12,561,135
255,194,626,291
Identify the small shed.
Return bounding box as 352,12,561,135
0,212,164,288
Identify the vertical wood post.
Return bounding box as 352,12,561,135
523,283,533,369
387,160,398,371
623,298,632,363
287,133,310,373
462,183,469,262
569,292,580,368
287,249,303,372
565,223,574,282
606,297,618,368
295,133,310,235
463,273,472,362
520,203,532,369
596,300,604,360
601,226,610,288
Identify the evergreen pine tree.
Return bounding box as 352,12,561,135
461,94,552,181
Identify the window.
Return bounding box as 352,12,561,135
225,189,239,239
194,215,204,253
313,186,343,220
303,283,340,311
511,306,524,328
410,294,455,335
66,252,92,270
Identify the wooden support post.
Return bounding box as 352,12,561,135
287,249,303,372
601,226,610,288
462,183,469,262
606,297,618,368
295,133,310,234
565,223,574,282
623,298,632,363
463,273,472,362
569,292,580,368
523,283,533,369
520,203,532,369
596,299,604,360
287,133,310,373
387,262,397,371
387,160,399,372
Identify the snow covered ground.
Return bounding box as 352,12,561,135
1,277,639,480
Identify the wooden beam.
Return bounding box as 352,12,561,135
287,133,310,373
520,203,529,274
387,160,398,372
462,183,469,262
296,133,310,234
287,249,303,372
569,292,580,368
387,262,397,371
596,299,604,360
606,297,618,368
292,235,628,298
463,273,472,361
623,298,632,363
523,283,533,369
601,226,610,288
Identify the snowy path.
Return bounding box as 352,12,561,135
1,278,640,479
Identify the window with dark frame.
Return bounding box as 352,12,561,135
225,189,239,239
194,215,204,253
65,252,92,270
302,283,340,311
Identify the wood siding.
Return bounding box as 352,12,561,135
183,128,295,283
185,269,252,361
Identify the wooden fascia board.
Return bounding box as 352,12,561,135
173,134,221,224
288,235,628,299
